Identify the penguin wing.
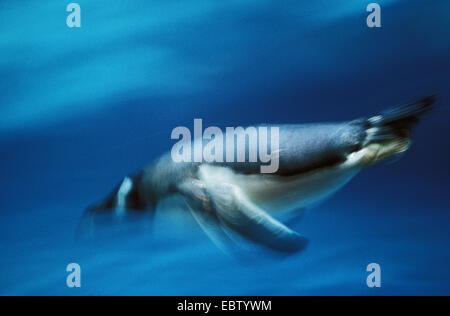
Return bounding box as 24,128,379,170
178,179,308,253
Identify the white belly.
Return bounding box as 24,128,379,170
198,164,360,216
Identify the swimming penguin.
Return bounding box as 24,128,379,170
86,96,435,253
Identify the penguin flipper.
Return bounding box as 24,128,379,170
178,180,308,253
185,201,244,255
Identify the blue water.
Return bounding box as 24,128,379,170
1,0,449,295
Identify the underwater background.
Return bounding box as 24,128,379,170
0,0,449,295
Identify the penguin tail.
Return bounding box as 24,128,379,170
367,95,435,132
358,95,436,165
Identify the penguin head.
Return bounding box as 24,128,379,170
88,172,148,213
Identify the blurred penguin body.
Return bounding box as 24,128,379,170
86,96,435,253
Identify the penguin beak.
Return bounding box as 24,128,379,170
86,201,107,213
87,180,124,213
86,174,146,214
87,203,102,212
87,195,116,214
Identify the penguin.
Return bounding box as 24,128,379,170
85,96,435,253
